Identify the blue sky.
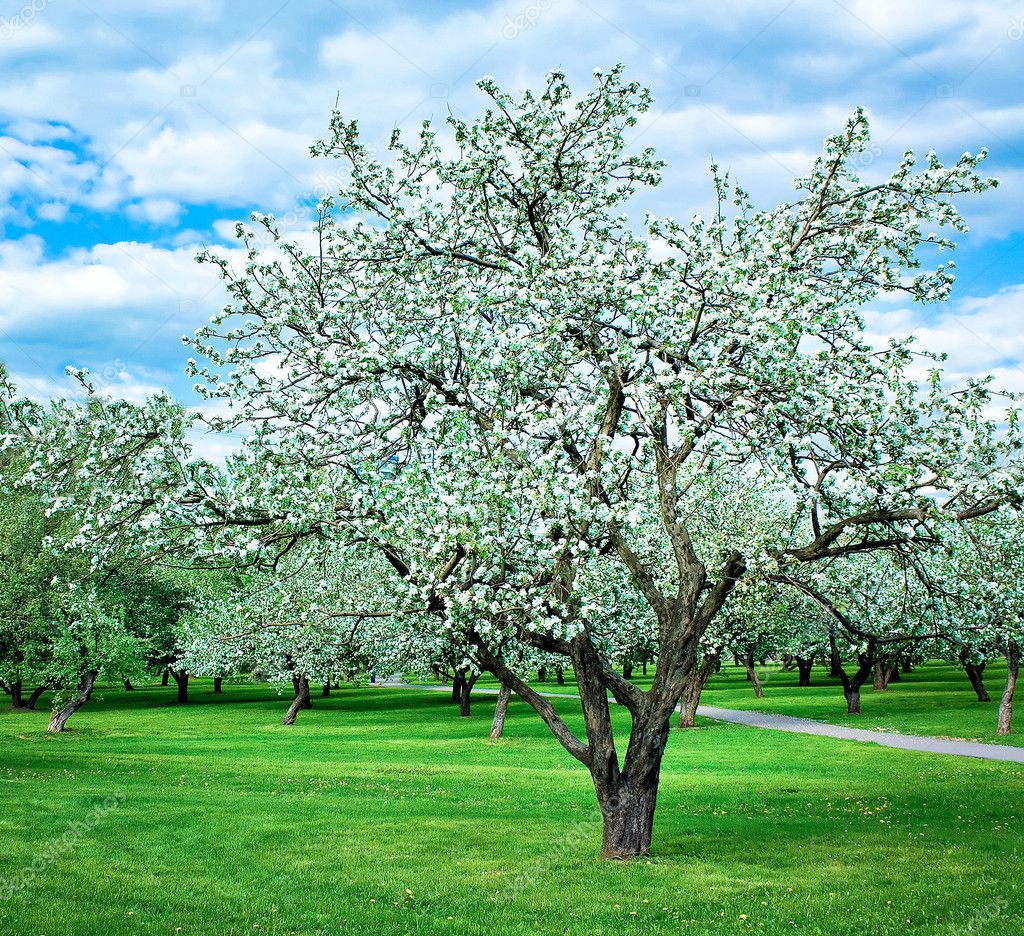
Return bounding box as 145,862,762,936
0,0,1021,436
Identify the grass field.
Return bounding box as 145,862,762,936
1,676,1021,935
464,658,1021,746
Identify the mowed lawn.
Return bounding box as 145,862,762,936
0,679,1021,936
467,659,1023,746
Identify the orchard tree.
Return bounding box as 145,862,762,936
6,70,1021,856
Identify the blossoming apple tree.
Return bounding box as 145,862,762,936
5,68,1021,857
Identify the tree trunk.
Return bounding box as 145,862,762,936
171,670,189,704
796,656,814,687
48,671,97,733
161,669,169,686
450,672,464,704
283,675,311,725
537,667,547,682
844,687,861,714
597,773,661,860
25,684,49,710
9,679,23,709
901,658,914,674
828,632,842,677
489,684,512,739
622,661,633,680
458,673,478,717
322,679,331,697
781,654,793,672
677,653,719,728
124,679,134,691
997,642,1020,737
742,653,763,698
556,666,566,686
964,661,991,703
872,661,888,692
641,659,647,676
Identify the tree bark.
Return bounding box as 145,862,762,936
838,645,874,715
458,673,478,717
170,670,189,704
123,679,134,691
555,666,566,686
997,641,1019,737
9,679,23,709
537,667,547,682
678,653,718,728
322,679,331,697
161,669,169,686
964,661,991,703
24,683,49,710
872,661,889,692
450,672,464,704
742,652,764,698
489,684,512,739
796,655,814,687
48,671,97,733
622,661,634,680
283,675,311,725
828,631,842,677
213,677,223,694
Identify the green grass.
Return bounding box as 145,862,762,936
1,679,1021,935
463,659,1021,747
697,659,1022,746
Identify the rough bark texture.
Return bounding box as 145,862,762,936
489,684,512,739
48,671,97,732
997,641,1019,737
9,679,23,709
796,655,814,687
743,652,764,698
964,661,991,703
450,673,463,704
283,675,311,725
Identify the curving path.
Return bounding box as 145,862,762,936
379,680,1024,764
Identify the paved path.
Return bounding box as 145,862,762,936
378,681,1024,764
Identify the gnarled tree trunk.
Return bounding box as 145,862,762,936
48,671,97,733
678,653,719,728
9,679,23,709
997,641,1019,737
489,684,512,739
742,652,764,698
964,661,991,703
283,674,311,725
796,655,814,687
450,672,464,704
